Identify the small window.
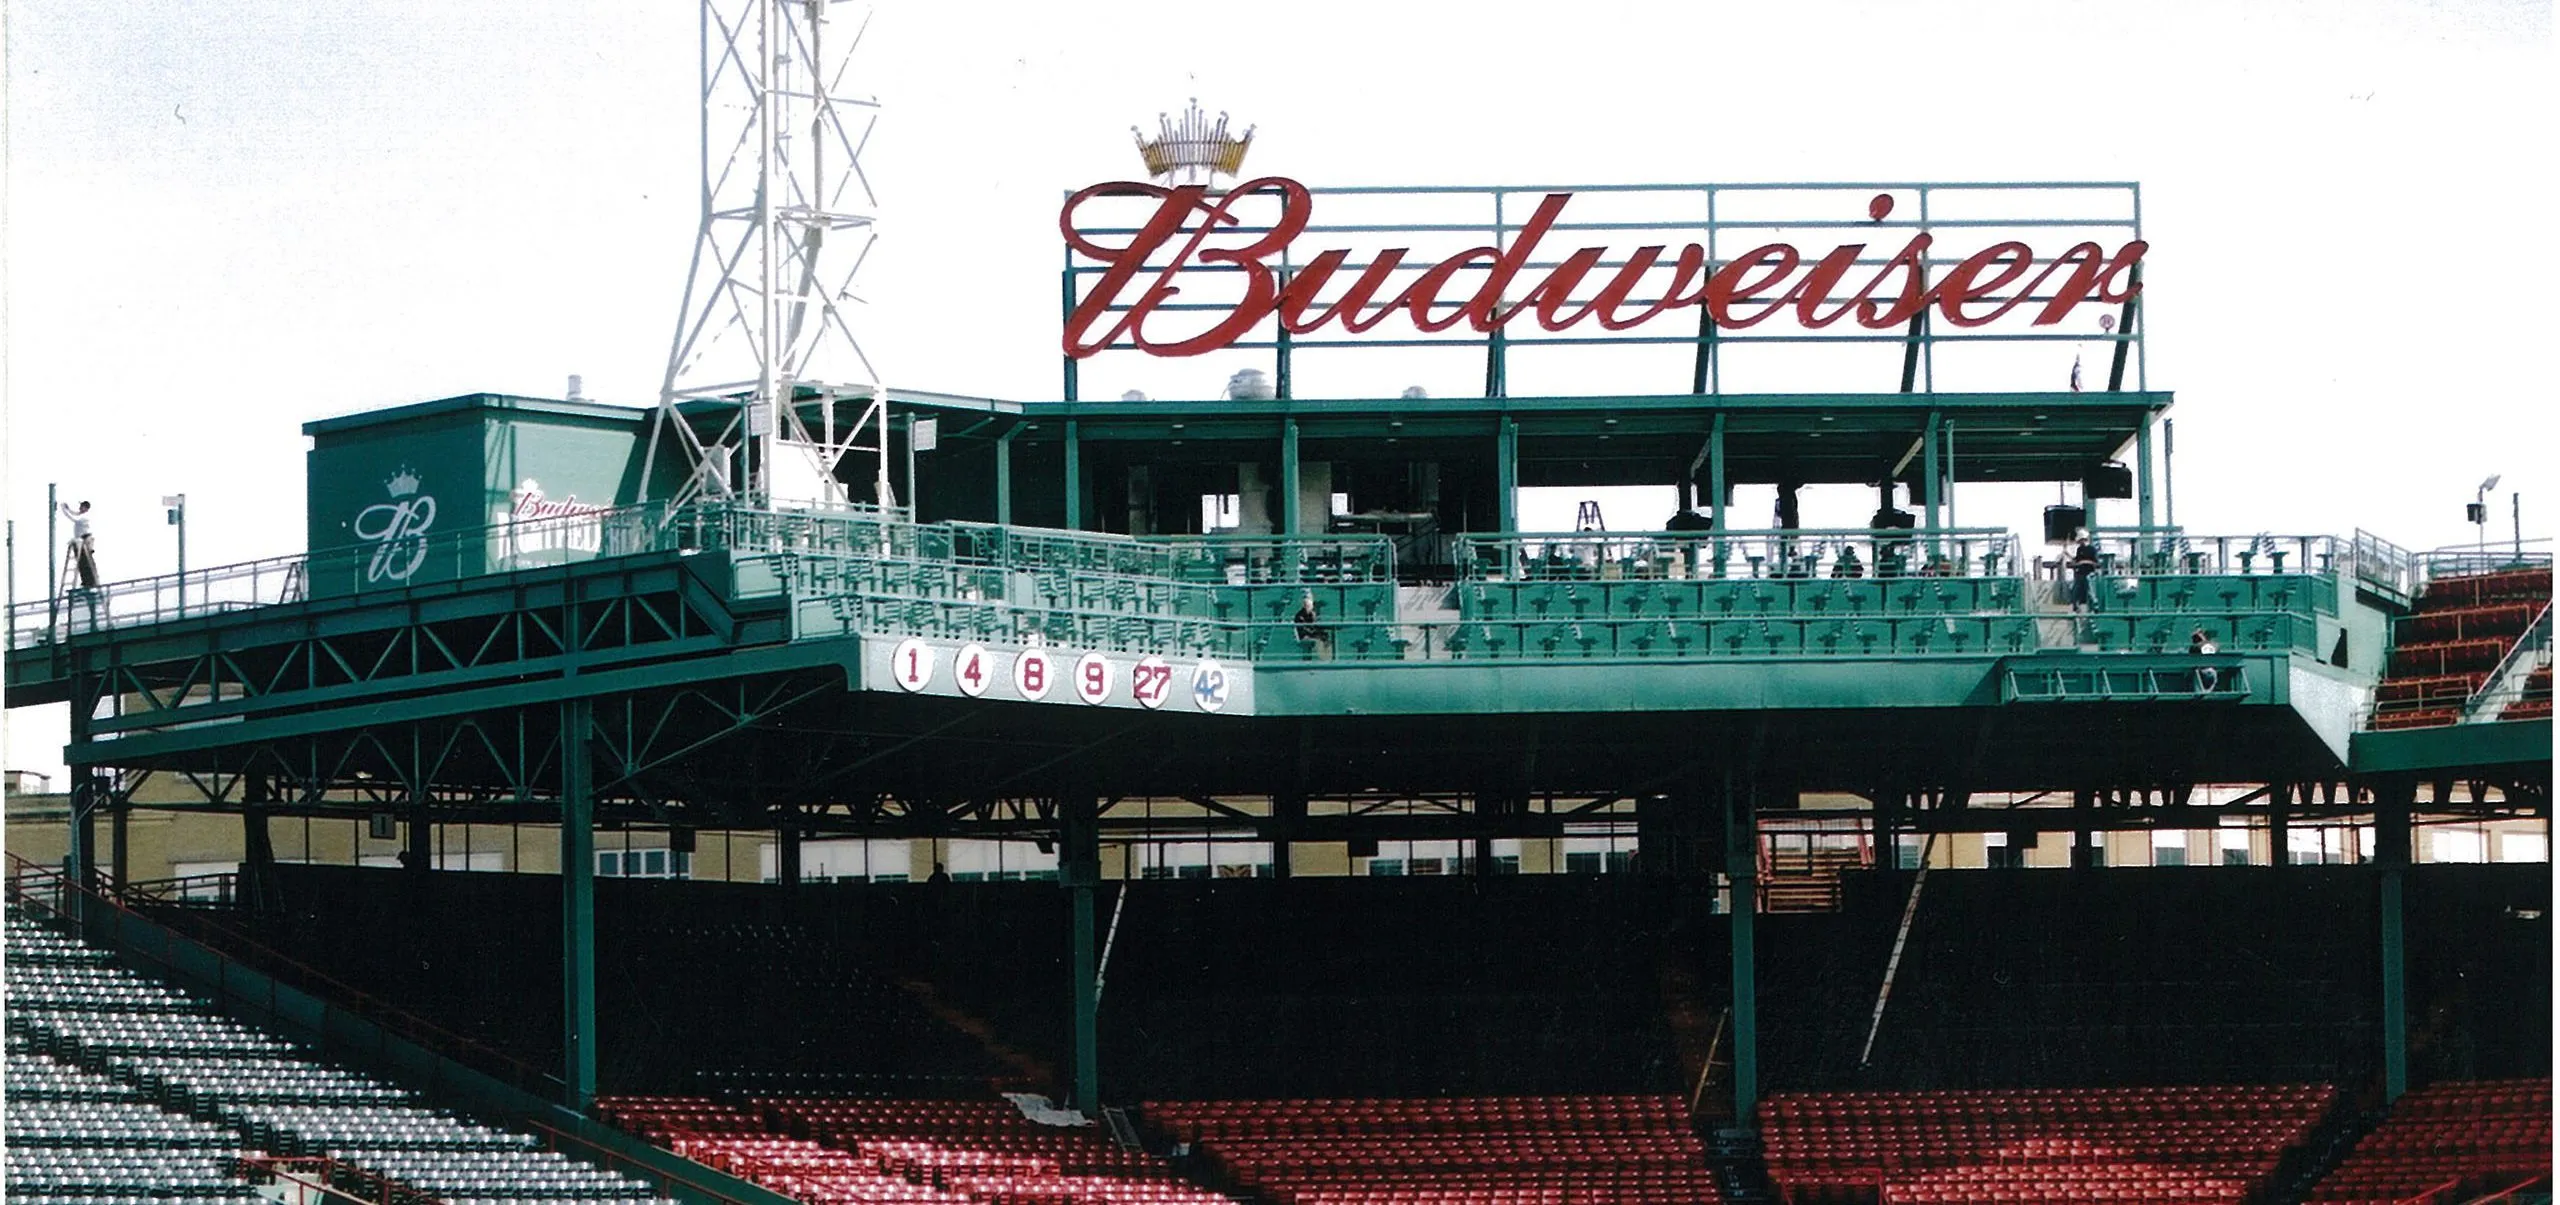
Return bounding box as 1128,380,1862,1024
1368,859,1405,877
2431,830,2488,864
597,851,621,877
1565,852,1602,875
2150,830,2190,867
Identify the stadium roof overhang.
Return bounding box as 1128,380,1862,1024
898,390,2170,490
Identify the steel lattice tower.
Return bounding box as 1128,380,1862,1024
645,0,888,510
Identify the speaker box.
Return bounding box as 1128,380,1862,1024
2084,462,2134,499
368,813,397,841
2043,505,2087,544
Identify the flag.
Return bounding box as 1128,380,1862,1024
2070,354,2083,392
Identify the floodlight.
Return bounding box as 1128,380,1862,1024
2479,475,2501,494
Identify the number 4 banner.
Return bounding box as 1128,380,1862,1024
873,636,1250,716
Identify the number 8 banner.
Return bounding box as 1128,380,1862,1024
1014,647,1053,701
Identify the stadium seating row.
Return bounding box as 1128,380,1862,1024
2087,573,2340,617
1143,1095,1722,1204
598,1094,1233,1205
1441,616,2040,659
2368,567,2552,730
1457,577,2028,621
2305,1077,2552,1205
1758,1084,2335,1205
4,907,668,1205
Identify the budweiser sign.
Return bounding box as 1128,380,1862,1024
1062,177,2145,359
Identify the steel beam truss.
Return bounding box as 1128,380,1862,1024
647,0,890,512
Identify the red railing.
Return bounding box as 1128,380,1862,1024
2464,1174,2551,1204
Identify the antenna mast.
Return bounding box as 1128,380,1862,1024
646,0,887,511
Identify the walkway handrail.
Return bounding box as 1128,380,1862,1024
2350,528,2419,602
2464,602,2552,723
2415,541,2553,588
234,1154,422,1205
2461,1173,2549,1204
9,500,677,651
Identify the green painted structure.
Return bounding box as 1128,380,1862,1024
6,383,2547,1127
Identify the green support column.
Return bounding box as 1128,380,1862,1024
2269,784,2292,867
1726,769,1759,1123
1710,414,1729,576
110,803,128,894
1273,790,1305,881
2377,778,2412,1102
1280,418,1302,537
560,697,598,1112
2135,414,2157,540
1064,420,1083,532
995,427,1018,527
1061,266,1079,402
1063,792,1102,1115
1921,412,1944,534
64,672,96,924
406,792,431,880
1496,418,1519,536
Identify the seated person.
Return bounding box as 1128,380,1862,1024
1833,545,1864,578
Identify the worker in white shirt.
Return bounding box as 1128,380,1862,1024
59,500,98,588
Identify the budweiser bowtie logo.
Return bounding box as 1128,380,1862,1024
1061,176,2145,360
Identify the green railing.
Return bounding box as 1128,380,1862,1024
11,502,675,651
14,502,2393,674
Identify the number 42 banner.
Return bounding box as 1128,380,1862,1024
868,636,1253,716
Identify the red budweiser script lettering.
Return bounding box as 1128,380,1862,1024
1060,177,2145,359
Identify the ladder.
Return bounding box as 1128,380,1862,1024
50,539,100,638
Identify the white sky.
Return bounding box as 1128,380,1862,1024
2,0,2553,778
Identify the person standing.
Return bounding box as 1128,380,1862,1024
2068,533,2099,612
2190,628,2220,693
59,500,98,588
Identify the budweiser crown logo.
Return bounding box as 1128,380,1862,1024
1133,98,1253,183
384,467,423,498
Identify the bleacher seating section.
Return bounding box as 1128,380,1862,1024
4,905,669,1205
1145,1095,1722,1204
1449,577,2042,660
2306,1078,2552,1204
2078,571,2339,656
1758,1084,2336,1205
2501,664,2552,722
598,1094,1236,1204
2373,567,2552,729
